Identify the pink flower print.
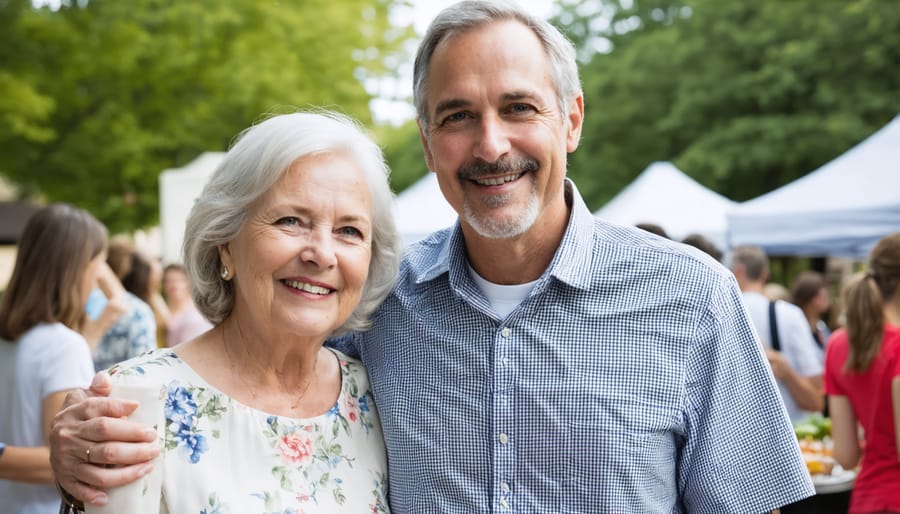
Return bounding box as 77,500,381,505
345,396,358,422
277,432,313,466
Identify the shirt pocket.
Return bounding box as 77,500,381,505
564,395,680,511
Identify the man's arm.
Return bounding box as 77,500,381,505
679,274,813,511
50,373,160,507
765,349,824,413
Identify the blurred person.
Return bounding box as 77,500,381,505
144,257,170,346
681,232,723,262
0,444,52,483
825,232,900,513
51,111,399,512
90,241,157,371
765,282,793,303
635,221,669,238
50,1,813,511
0,204,106,514
730,245,825,421
791,270,832,350
162,263,212,347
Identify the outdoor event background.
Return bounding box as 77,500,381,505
1,0,898,285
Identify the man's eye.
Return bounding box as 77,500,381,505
441,112,469,125
508,103,534,114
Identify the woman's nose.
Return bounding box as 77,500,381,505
299,230,337,269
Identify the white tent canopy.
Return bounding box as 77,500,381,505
159,152,225,264
393,172,458,247
593,161,738,249
727,115,900,257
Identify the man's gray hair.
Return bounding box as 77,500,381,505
413,0,582,125
730,245,769,281
182,110,400,334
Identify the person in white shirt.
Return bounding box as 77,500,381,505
730,245,824,422
0,204,106,514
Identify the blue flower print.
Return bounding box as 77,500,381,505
326,402,340,417
172,422,208,463
358,395,370,413
165,383,198,427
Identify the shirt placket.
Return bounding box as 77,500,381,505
493,324,515,511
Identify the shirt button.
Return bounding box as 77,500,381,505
499,499,509,509
500,481,510,493
499,432,509,444
501,357,510,366
500,327,511,338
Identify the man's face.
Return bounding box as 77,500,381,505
418,20,583,240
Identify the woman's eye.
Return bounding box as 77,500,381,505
338,226,363,238
276,216,300,226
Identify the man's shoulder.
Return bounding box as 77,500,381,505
395,227,455,287
774,299,809,326
587,218,730,285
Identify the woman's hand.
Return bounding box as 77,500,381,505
49,373,160,506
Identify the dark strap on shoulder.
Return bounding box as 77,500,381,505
768,301,781,352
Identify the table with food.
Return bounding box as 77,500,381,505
781,414,855,514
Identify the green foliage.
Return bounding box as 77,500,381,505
0,0,413,232
375,120,428,193
554,0,900,210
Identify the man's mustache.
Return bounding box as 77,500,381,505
458,157,539,180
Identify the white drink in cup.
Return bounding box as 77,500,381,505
85,383,165,514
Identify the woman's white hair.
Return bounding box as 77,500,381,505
183,110,400,334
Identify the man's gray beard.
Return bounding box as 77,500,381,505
464,190,539,239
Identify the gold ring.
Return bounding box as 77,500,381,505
85,444,94,463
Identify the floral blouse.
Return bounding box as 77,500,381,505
107,348,390,514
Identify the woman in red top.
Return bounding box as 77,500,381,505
825,232,900,513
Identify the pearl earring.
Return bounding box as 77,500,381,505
221,266,229,280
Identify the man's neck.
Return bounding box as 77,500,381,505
741,281,766,295
463,203,570,285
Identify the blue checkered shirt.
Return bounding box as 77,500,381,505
334,181,814,513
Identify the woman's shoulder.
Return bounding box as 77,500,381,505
108,347,183,385
330,349,372,390
17,322,88,358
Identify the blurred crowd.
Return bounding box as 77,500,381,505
0,203,212,510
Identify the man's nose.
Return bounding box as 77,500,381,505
472,115,510,163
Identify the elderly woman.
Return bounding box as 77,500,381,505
53,111,400,513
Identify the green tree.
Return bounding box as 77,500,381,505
553,0,900,210
0,0,413,232
376,120,428,194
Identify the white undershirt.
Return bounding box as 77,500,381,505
468,264,539,318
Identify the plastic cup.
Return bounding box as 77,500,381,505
85,383,165,514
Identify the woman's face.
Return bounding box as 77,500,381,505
220,151,373,339
164,268,191,301
81,250,108,304
812,287,831,315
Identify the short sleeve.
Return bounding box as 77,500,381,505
779,302,823,377
823,330,848,396
40,326,95,398
679,274,813,512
